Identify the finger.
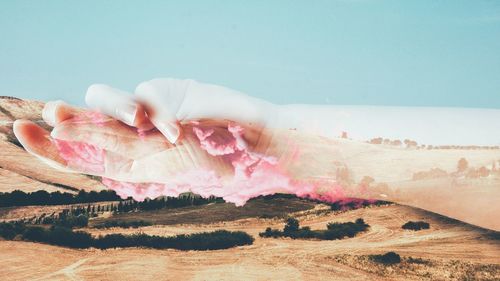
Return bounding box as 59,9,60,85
51,117,172,159
13,119,73,172
42,100,80,127
135,79,185,144
13,120,154,183
85,84,154,130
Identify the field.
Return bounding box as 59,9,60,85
1,97,499,280
1,201,499,281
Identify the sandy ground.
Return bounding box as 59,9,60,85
1,204,498,281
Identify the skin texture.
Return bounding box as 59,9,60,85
13,78,500,230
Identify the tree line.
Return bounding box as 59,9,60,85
0,221,254,251
20,194,225,228
0,190,121,207
0,189,225,210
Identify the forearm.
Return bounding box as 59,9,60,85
271,104,500,146
267,104,500,230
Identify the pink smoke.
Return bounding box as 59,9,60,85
54,118,351,206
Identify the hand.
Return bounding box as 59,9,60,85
85,78,275,144
13,99,347,204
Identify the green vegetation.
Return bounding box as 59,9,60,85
37,209,89,228
0,221,254,251
0,190,121,207
330,199,391,211
407,257,431,265
93,220,152,229
370,252,401,265
92,194,317,227
0,189,224,211
92,230,254,251
259,217,369,240
402,221,430,231
114,195,224,212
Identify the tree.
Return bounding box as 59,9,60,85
457,158,469,173
283,218,299,234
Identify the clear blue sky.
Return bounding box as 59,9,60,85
1,0,499,108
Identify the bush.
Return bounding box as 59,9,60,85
407,257,431,265
371,252,401,265
49,213,89,228
93,220,152,229
323,219,369,240
0,222,25,240
46,226,93,248
260,218,369,240
23,226,47,242
283,218,299,234
259,227,282,238
402,221,430,231
330,199,390,211
93,230,254,251
3,221,253,251
0,189,121,207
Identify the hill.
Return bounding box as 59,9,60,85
0,97,106,193
0,201,498,280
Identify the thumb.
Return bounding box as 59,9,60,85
134,78,188,144
85,84,154,131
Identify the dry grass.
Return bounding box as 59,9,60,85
1,204,498,280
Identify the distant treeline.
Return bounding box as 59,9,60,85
116,195,225,212
93,220,152,229
0,190,121,207
330,199,390,211
0,222,254,251
0,189,225,210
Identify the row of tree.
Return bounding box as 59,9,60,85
0,222,254,251
0,189,225,210
23,194,225,228
0,189,121,207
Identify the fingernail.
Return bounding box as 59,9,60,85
115,103,137,126
156,121,180,144
42,100,66,126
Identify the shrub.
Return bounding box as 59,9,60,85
260,218,369,240
322,219,369,240
407,257,431,265
371,252,401,265
283,218,299,234
93,220,152,229
45,226,93,248
6,221,253,251
259,227,282,238
402,221,430,231
330,199,390,211
0,189,121,207
51,213,89,228
22,226,48,242
94,230,254,251
0,222,25,240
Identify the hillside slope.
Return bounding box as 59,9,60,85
0,203,498,280
0,97,105,193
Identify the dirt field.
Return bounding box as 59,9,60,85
1,204,498,281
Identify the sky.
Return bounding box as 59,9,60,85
1,0,499,108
